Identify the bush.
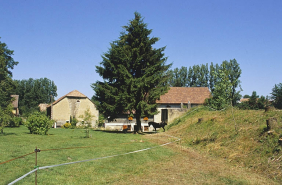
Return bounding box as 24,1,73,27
70,116,78,128
63,122,72,129
25,112,54,135
9,117,22,127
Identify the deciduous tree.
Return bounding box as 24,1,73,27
14,78,57,115
271,83,282,109
0,38,18,133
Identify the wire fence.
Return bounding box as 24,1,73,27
3,105,236,184
3,134,180,185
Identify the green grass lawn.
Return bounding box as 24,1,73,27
0,126,175,184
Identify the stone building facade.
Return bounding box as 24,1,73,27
46,90,99,127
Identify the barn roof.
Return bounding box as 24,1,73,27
156,87,210,104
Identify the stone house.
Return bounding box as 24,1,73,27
105,87,210,131
46,90,99,127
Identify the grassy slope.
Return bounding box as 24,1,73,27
166,106,282,182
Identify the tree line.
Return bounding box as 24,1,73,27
13,78,57,116
1,12,282,134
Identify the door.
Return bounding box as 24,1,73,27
161,109,168,123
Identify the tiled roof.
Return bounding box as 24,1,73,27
240,98,249,102
11,95,19,108
156,87,210,104
47,90,88,107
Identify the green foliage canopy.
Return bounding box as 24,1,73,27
14,78,57,115
92,12,171,132
25,112,54,135
0,38,18,109
168,59,242,106
0,38,18,134
271,83,282,109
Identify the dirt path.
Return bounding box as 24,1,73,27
118,133,279,185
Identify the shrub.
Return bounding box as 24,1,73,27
70,116,78,128
25,112,54,135
9,117,22,127
63,122,72,129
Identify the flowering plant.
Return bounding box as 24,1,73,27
128,116,133,121
143,117,148,121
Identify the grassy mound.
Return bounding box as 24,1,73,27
167,106,282,181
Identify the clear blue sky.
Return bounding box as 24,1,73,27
1,0,281,99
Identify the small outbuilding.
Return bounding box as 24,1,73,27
154,87,211,123
46,90,99,127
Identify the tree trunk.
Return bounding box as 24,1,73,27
135,113,142,133
266,117,278,130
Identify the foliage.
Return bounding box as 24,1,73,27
168,59,242,106
8,116,22,127
271,83,282,109
63,122,72,129
92,12,171,132
97,114,105,127
24,111,54,135
70,116,78,128
0,105,13,134
0,38,18,132
168,66,188,87
248,91,259,109
237,92,267,110
204,60,242,109
205,64,232,110
13,78,57,116
79,108,95,138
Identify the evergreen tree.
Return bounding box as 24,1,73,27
92,12,171,133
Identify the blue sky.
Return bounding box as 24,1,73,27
1,0,281,99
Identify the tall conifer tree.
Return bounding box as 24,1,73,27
92,12,171,132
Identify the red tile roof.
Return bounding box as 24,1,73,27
156,87,210,104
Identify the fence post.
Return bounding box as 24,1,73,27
34,147,40,185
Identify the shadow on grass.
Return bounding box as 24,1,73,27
0,132,17,136
93,129,159,135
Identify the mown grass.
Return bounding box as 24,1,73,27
2,108,282,184
168,106,282,182
0,127,175,184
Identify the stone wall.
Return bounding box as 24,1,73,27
154,108,188,124
53,98,71,126
52,97,99,127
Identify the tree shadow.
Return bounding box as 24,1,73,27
0,132,17,136
93,129,159,135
